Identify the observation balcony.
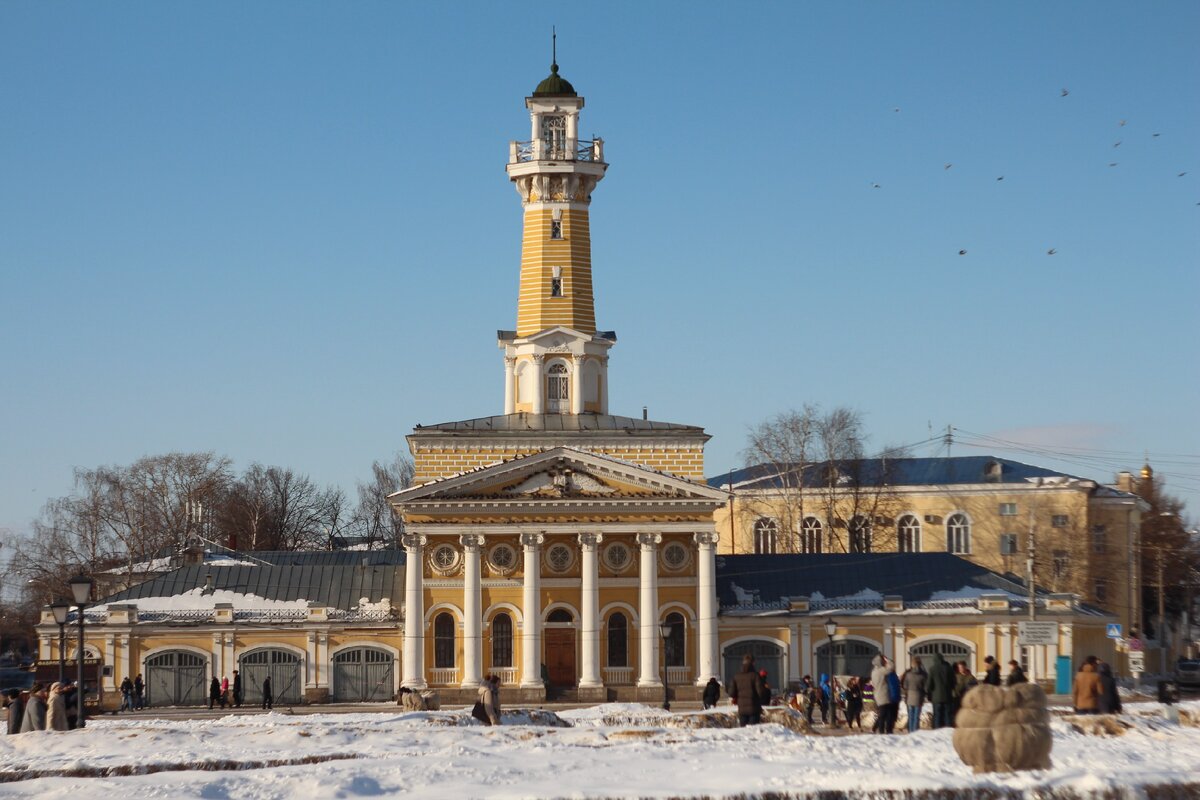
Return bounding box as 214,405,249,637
510,137,604,164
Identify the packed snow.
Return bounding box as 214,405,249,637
1,701,1197,798
93,589,310,613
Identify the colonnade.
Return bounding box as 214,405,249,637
400,530,720,690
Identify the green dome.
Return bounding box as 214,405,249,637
533,62,577,97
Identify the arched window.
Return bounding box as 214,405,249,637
491,612,513,669
607,612,628,667
815,640,879,676
897,515,921,553
434,612,456,669
547,608,573,624
664,612,686,667
946,513,971,554
910,640,971,663
546,362,569,413
753,518,778,554
800,517,823,554
849,515,871,553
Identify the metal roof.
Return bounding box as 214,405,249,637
102,550,405,611
413,412,705,434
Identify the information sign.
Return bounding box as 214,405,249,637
1017,620,1058,646
1128,651,1145,672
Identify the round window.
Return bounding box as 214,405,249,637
603,542,631,572
488,543,517,575
661,541,690,571
430,543,461,575
545,543,574,573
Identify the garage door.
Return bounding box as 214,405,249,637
145,650,207,707
240,648,303,706
723,640,784,693
332,647,394,702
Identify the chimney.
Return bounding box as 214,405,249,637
1116,471,1134,492
642,406,648,420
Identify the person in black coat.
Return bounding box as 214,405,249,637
702,677,721,709
726,654,765,726
1097,662,1122,714
982,656,1002,686
3,690,24,734
232,670,243,708
261,676,273,710
1005,660,1028,686
209,677,222,710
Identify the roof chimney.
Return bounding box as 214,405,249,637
642,406,648,420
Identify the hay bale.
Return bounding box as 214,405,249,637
761,705,813,734
952,684,1052,773
1062,714,1130,737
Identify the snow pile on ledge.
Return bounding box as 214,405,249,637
94,588,310,612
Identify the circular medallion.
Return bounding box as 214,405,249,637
660,541,690,572
429,543,461,575
545,542,575,574
488,543,518,576
603,541,632,573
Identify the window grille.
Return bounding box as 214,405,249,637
946,513,971,554
897,515,921,553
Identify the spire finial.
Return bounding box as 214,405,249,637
552,26,557,70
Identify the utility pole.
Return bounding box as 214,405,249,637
1157,547,1167,674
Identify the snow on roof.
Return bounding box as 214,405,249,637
93,587,309,613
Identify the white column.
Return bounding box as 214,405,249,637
893,624,907,673
694,531,720,684
504,357,516,415
636,532,663,687
211,634,222,682
224,634,235,680
1000,625,1013,667
318,633,329,689
983,624,996,673
531,356,545,415
306,633,318,688
119,636,130,687
460,534,485,688
801,622,813,678
787,624,801,687
882,625,894,662
570,355,584,414
520,533,545,688
598,357,609,414
579,533,604,688
103,635,117,690
402,534,428,689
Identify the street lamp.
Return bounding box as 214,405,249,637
49,600,70,686
69,574,93,729
824,618,838,726
658,620,673,712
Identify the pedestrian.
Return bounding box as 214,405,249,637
844,676,864,730
727,653,765,726
884,658,902,733
19,683,47,732
119,676,134,712
925,652,955,729
830,675,845,727
1005,660,1028,686
62,683,79,729
220,674,230,708
818,673,832,724
1097,662,1121,714
209,676,222,710
702,676,721,709
47,683,70,732
474,675,496,725
489,674,502,722
870,655,895,734
1072,660,1102,714
799,675,819,725
134,673,145,710
232,670,243,708
261,675,273,710
758,669,774,707
951,661,976,726
982,656,1002,686
4,689,24,735
901,657,927,732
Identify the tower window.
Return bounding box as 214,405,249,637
546,362,569,413
550,219,563,239
541,115,567,159
550,277,563,297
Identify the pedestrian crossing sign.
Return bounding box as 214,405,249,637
1106,623,1122,639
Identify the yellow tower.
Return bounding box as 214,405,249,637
499,58,613,416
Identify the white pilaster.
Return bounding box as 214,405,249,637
317,633,329,689
402,534,428,689
504,357,516,415
1000,625,1013,667
694,530,720,684
520,533,545,688
882,625,894,662
893,624,906,672
570,356,584,414
119,636,130,686
460,534,485,688
983,624,996,673
636,532,663,687
531,356,545,415
223,634,235,680
579,533,604,688
598,356,609,414
103,635,116,690
211,634,222,682
306,633,318,688
801,622,813,678
788,624,801,686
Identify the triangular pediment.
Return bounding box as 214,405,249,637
389,447,728,506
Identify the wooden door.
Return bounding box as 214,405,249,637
544,629,576,687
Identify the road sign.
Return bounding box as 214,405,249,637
1106,623,1123,639
1128,651,1145,672
1128,637,1144,652
1018,621,1059,645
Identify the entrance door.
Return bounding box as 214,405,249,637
545,629,576,687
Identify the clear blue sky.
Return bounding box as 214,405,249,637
2,2,1198,536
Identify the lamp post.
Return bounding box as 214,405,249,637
658,620,672,712
50,600,70,686
69,574,93,729
824,618,837,725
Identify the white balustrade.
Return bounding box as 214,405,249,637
603,667,633,685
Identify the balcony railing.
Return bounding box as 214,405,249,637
429,667,458,686
666,666,691,686
510,139,602,164
492,667,519,686
603,666,633,685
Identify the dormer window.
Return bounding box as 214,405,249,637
550,219,563,239
550,266,564,298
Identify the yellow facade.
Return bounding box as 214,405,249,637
411,442,707,484
517,208,595,336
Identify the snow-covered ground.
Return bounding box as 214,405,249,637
1,702,1197,799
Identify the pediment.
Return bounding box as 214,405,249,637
389,447,729,506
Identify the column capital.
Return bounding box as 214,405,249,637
578,532,604,550
571,353,585,364
521,532,545,549
459,533,487,551
637,532,662,549
532,354,545,365
504,356,517,366
693,531,719,548
401,533,427,551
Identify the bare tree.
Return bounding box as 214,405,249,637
351,453,415,548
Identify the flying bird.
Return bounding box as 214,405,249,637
958,249,967,256
1047,248,1057,255
1153,133,1161,137
871,182,882,189
1180,172,1188,178
1109,162,1119,167
996,176,1005,181
944,163,953,170
1061,88,1069,97
1119,120,1127,127
893,107,901,113
1113,141,1122,148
